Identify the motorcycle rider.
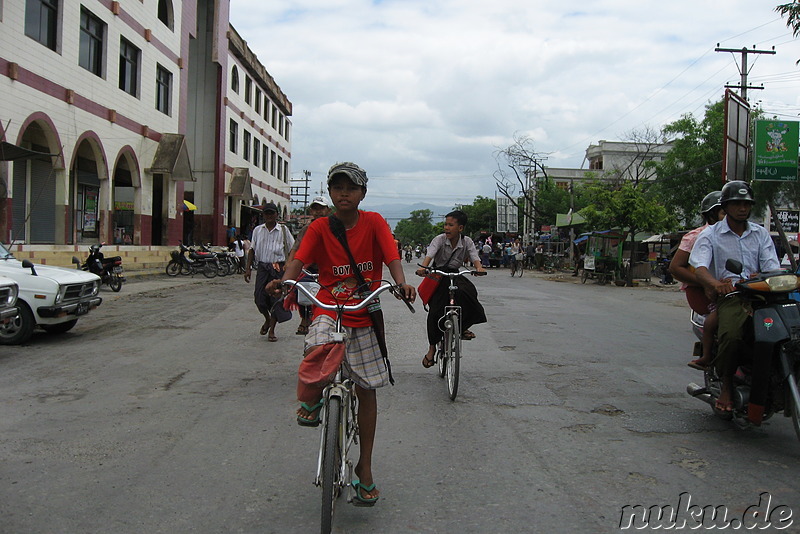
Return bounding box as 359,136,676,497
669,191,725,370
689,181,780,413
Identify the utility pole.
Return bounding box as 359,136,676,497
714,44,775,101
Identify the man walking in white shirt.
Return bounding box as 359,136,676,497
244,202,295,341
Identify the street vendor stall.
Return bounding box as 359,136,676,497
575,230,627,285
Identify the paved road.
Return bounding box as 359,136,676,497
0,266,798,533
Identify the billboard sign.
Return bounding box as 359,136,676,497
496,197,518,233
753,120,799,182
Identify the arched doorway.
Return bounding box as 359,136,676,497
112,149,139,244
12,119,61,244
70,136,108,245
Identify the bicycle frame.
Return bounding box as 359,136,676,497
283,279,411,523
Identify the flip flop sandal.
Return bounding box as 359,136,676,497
461,330,476,340
297,400,324,427
687,360,709,371
351,480,379,507
268,334,277,342
296,326,308,335
422,354,435,368
260,322,269,335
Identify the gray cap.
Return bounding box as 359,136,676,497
262,202,278,213
310,195,330,208
327,162,368,188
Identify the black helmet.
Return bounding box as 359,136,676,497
700,191,722,214
720,180,754,204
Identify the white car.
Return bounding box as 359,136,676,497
0,243,102,345
0,274,19,324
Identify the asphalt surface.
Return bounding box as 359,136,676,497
1,265,798,533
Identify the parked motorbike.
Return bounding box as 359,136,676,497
72,243,125,292
686,259,800,440
165,242,218,278
200,243,236,276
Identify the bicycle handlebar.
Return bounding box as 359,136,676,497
283,279,415,313
420,266,487,277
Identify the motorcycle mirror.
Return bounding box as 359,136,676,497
21,259,37,276
72,256,81,268
726,258,743,275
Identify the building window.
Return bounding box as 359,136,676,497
279,115,284,137
243,131,251,161
79,7,105,76
25,0,58,50
155,64,172,115
253,139,260,168
284,161,289,183
157,0,174,31
244,76,252,105
119,37,140,96
271,106,277,129
231,66,239,93
229,119,238,154
277,156,283,181
270,150,276,176
263,98,270,121
255,88,261,114
262,145,268,172
284,122,290,141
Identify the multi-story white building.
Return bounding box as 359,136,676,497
0,0,291,247
546,139,673,191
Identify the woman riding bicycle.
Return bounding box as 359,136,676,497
415,210,486,369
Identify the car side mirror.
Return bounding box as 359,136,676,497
21,259,37,276
725,258,743,275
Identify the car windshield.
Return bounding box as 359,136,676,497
0,243,14,260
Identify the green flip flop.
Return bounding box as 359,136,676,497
296,400,324,427
352,480,379,507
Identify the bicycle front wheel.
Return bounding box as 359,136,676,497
446,314,461,400
437,339,446,378
516,261,524,277
321,396,342,534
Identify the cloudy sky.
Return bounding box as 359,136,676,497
228,1,800,210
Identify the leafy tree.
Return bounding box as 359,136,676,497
393,209,436,246
458,196,496,237
579,179,676,286
777,2,800,37
652,100,724,225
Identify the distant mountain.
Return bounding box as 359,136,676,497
360,201,456,228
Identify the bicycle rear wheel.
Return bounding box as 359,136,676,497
321,396,342,534
446,313,461,400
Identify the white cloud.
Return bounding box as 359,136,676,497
229,1,800,207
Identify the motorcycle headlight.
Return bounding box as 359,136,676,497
746,274,800,293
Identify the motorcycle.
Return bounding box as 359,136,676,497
405,250,412,263
415,248,422,258
72,243,125,292
165,242,218,278
686,259,800,440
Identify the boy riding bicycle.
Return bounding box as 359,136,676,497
267,162,415,506
415,210,487,368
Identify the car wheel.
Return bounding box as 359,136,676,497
0,302,35,345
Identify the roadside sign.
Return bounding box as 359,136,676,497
753,120,799,182
496,197,518,233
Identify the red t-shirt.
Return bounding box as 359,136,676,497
294,211,400,327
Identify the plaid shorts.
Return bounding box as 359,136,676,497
304,315,389,389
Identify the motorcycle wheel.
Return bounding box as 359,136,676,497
109,275,123,292
180,262,192,276
203,262,218,278
166,260,181,277
791,366,800,442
